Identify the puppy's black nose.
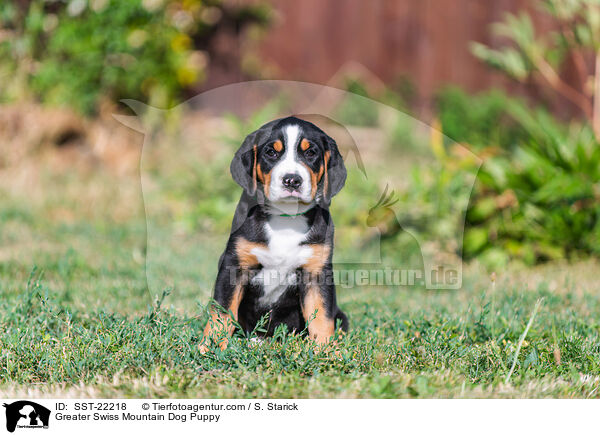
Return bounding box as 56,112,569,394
282,173,302,191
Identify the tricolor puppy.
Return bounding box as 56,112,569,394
200,116,348,352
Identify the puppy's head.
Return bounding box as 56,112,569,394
231,116,346,208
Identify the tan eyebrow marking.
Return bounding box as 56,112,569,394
300,138,310,151
273,140,283,152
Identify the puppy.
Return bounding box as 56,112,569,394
200,116,348,352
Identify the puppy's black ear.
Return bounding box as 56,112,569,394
320,134,347,206
230,131,259,195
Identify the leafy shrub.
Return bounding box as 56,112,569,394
470,0,600,140
398,85,600,268
0,0,269,114
462,100,600,266
452,0,600,267
436,86,526,150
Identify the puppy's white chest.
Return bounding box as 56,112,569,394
251,216,312,306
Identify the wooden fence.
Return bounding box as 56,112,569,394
256,0,578,116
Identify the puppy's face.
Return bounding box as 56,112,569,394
258,123,323,204
231,117,346,208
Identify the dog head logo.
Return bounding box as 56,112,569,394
3,401,50,432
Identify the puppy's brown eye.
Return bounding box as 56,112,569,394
265,148,278,158
304,148,317,158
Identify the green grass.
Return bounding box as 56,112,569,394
1,124,600,398
2,207,600,398
2,259,600,398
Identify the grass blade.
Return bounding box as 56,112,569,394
505,297,544,384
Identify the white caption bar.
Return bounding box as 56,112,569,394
0,399,594,435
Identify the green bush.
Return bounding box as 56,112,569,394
396,86,600,268
0,0,269,114
436,86,527,149
451,0,600,267
461,99,600,266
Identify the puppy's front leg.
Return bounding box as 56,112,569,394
300,280,335,345
199,254,245,353
301,245,336,345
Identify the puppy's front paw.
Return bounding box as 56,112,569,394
198,337,230,354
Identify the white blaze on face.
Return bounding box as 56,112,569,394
269,124,312,208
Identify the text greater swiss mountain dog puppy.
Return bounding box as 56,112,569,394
199,116,348,353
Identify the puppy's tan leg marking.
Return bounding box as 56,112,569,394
200,238,266,353
301,244,339,350
199,283,244,353
301,286,335,345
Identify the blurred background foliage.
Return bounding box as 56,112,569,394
462,0,600,267
319,0,600,270
0,0,599,272
0,0,270,114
